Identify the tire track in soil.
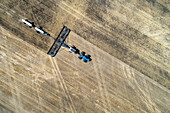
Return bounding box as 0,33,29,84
49,57,77,113
0,68,65,113
91,47,113,113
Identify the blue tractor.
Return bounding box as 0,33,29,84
78,51,91,63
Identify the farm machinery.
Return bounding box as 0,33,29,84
22,19,92,63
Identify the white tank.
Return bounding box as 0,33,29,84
35,27,44,34
22,19,33,27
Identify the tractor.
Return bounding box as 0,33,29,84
78,51,91,63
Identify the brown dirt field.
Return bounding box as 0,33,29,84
0,0,170,113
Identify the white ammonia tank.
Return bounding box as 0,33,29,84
35,27,45,34
22,19,33,27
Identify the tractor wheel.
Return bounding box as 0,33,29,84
81,51,85,56
83,59,87,63
78,56,82,59
86,55,91,58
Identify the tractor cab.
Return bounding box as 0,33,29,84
78,51,91,63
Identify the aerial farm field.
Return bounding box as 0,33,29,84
0,0,170,113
